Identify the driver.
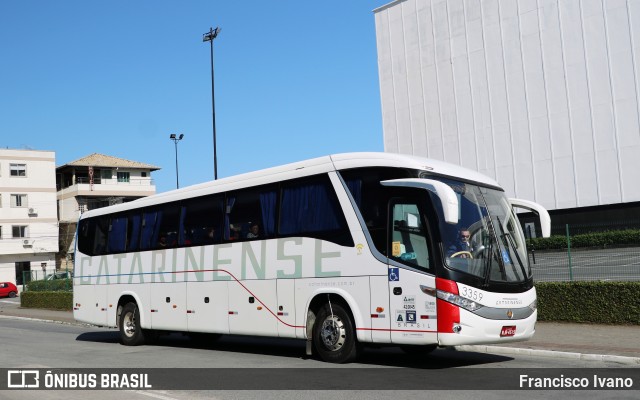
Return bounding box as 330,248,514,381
448,228,475,258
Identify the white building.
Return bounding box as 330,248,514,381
0,149,58,285
57,153,159,223
374,0,640,231
56,153,159,268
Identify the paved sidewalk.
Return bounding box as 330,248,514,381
1,302,639,364
460,322,640,365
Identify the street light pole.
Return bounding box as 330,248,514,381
169,133,184,189
203,26,221,180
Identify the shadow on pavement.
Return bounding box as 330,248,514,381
75,330,512,369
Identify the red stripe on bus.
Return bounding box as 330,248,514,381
356,327,437,333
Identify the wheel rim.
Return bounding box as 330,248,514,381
122,311,136,338
320,315,346,351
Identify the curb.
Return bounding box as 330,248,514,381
455,344,640,366
0,314,82,326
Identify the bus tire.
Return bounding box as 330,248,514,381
119,302,145,346
313,303,358,363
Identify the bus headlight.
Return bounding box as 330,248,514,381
528,299,537,312
436,290,484,312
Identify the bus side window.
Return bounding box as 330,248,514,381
182,194,224,245
389,202,432,272
224,185,277,242
279,175,353,247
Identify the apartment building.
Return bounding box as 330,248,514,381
0,149,58,285
56,153,159,268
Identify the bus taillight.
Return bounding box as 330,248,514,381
436,278,460,333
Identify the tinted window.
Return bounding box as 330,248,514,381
155,204,181,249
78,216,109,256
340,167,413,254
225,185,277,242
279,175,353,247
183,195,224,245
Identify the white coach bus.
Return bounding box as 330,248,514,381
73,152,550,363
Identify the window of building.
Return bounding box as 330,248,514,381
101,169,112,180
0,226,3,239
10,163,27,177
117,172,130,183
141,172,147,178
12,225,28,238
10,194,27,208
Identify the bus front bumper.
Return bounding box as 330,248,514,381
438,309,537,347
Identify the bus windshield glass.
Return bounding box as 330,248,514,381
436,179,530,283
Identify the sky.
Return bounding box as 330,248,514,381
0,1,388,194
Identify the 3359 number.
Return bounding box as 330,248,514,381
460,286,483,302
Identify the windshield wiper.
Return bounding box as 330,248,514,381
481,215,500,284
496,216,528,280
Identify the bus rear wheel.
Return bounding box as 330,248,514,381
313,303,358,363
119,302,145,346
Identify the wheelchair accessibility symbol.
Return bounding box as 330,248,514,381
388,267,399,281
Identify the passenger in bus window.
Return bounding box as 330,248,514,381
246,222,259,239
229,224,241,240
207,228,217,242
158,235,168,248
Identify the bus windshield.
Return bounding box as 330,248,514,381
437,179,530,283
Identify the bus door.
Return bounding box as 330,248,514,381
387,198,438,345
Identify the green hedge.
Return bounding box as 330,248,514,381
20,291,73,310
17,281,640,324
527,229,640,250
26,279,73,292
535,281,640,325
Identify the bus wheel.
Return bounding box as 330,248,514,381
119,302,145,346
400,344,437,356
313,303,358,363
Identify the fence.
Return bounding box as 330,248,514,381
527,223,640,282
22,267,73,292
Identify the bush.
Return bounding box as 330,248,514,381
527,229,640,250
20,291,73,310
26,278,72,292
535,281,640,325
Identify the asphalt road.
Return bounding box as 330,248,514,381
0,317,636,400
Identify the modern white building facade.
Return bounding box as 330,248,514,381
0,149,58,284
374,0,640,227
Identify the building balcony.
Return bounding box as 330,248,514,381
58,176,155,190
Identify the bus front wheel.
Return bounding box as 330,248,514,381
313,303,358,363
119,302,145,346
